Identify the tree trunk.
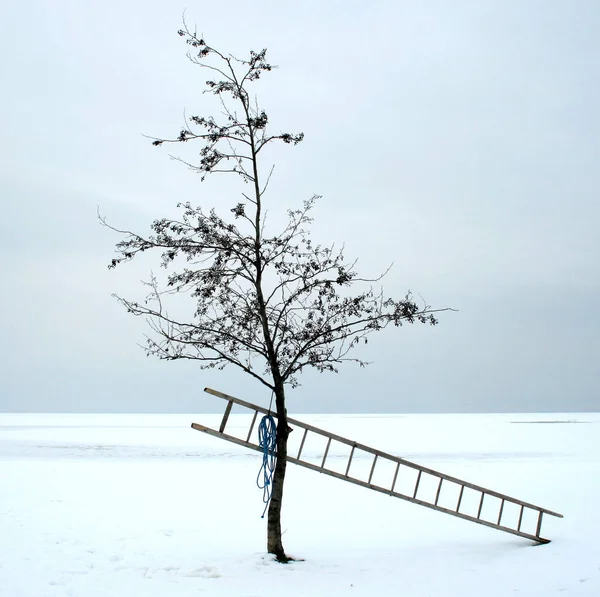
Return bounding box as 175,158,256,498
267,383,290,562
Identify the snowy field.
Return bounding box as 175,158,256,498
1,410,599,597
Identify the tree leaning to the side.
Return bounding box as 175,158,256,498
104,25,447,562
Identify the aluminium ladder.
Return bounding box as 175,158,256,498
192,387,563,544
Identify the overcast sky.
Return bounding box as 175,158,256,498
1,0,598,413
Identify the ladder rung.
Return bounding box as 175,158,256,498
390,462,400,494
413,471,422,499
246,410,258,443
536,511,544,537
321,437,332,468
456,485,465,513
219,400,233,433
477,493,485,519
434,478,443,506
297,429,308,459
497,499,505,525
517,505,524,531
345,444,356,476
368,454,378,484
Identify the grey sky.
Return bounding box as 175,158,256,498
1,0,598,413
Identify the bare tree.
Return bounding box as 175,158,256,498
103,25,447,562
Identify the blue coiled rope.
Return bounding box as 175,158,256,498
256,414,277,518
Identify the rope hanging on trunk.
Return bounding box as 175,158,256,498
257,413,277,518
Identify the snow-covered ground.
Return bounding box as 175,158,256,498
1,410,598,596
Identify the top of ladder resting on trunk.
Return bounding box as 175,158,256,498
202,388,563,519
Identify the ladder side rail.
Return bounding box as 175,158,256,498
285,454,551,544
191,423,552,544
192,422,262,452
290,418,561,515
282,419,562,518
205,388,274,418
